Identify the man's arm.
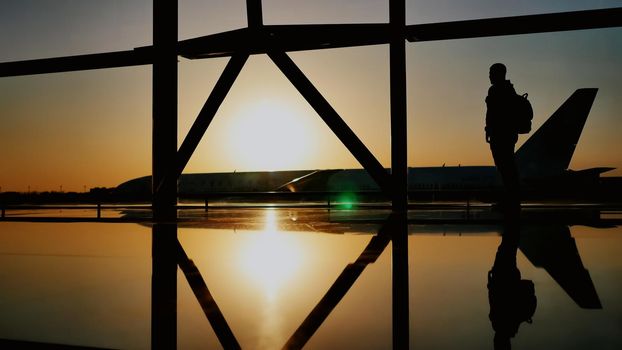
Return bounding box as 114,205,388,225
485,90,493,143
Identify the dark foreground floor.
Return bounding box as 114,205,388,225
0,206,620,349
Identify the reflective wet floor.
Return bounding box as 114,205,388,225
1,207,621,349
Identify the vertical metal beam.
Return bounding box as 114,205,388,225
391,214,409,349
389,2,409,347
247,0,264,28
151,224,178,349
390,0,408,212
153,0,178,221
151,0,178,347
269,51,392,194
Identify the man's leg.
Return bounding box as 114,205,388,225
491,141,520,208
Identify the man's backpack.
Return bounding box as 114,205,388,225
513,93,533,134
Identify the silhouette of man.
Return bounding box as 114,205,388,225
486,63,520,209
488,217,536,350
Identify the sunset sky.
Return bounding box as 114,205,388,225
0,0,620,192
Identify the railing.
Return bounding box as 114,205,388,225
1,201,621,227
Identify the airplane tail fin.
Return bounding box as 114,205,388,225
519,224,602,309
516,88,598,179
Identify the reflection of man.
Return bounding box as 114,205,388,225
486,63,520,209
488,220,536,350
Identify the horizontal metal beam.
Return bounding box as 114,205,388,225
0,7,619,76
0,339,110,349
178,24,391,59
0,49,153,77
177,7,622,58
407,7,622,42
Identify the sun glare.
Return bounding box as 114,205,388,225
238,210,304,301
227,100,313,170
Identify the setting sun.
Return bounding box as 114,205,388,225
226,100,314,171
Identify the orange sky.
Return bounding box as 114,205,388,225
0,1,620,192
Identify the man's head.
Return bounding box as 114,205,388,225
489,63,507,84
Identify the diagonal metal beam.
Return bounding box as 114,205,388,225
282,216,396,350
407,7,622,42
177,240,242,350
0,49,152,77
175,53,248,178
268,51,392,194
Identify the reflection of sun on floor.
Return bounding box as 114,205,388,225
237,209,306,349
238,209,304,302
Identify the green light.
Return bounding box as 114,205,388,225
337,192,357,209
